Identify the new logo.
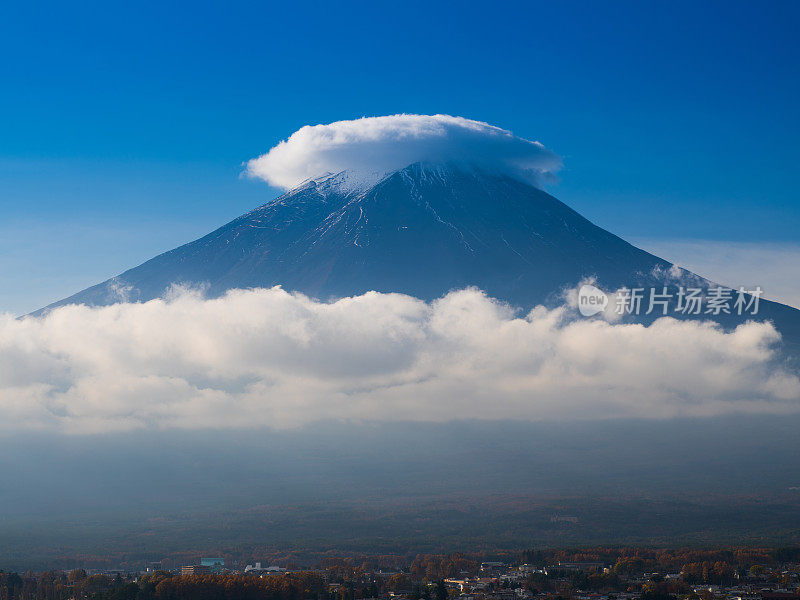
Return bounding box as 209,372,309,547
578,284,608,316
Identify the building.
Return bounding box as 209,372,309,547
481,562,507,574
547,562,605,573
244,563,287,575
181,565,211,576
144,562,163,573
201,558,225,574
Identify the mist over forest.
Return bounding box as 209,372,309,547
1,415,798,570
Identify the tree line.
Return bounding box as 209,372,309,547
0,571,328,600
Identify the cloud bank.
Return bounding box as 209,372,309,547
246,114,562,190
2,287,798,434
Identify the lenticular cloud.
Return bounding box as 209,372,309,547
246,114,562,189
1,287,798,434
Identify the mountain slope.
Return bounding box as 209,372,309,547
39,162,800,351
45,164,676,307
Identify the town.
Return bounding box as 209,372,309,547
3,548,800,600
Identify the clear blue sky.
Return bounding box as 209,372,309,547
1,0,799,314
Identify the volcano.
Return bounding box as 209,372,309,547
43,164,686,306
39,162,800,350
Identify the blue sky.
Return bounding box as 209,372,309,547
1,0,799,314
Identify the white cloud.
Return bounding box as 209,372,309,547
1,287,798,434
246,114,562,190
633,239,800,310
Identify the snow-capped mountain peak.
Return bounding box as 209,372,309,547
36,162,800,354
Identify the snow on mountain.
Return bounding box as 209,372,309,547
36,161,800,355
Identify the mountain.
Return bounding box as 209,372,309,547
40,163,686,306
39,162,800,349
